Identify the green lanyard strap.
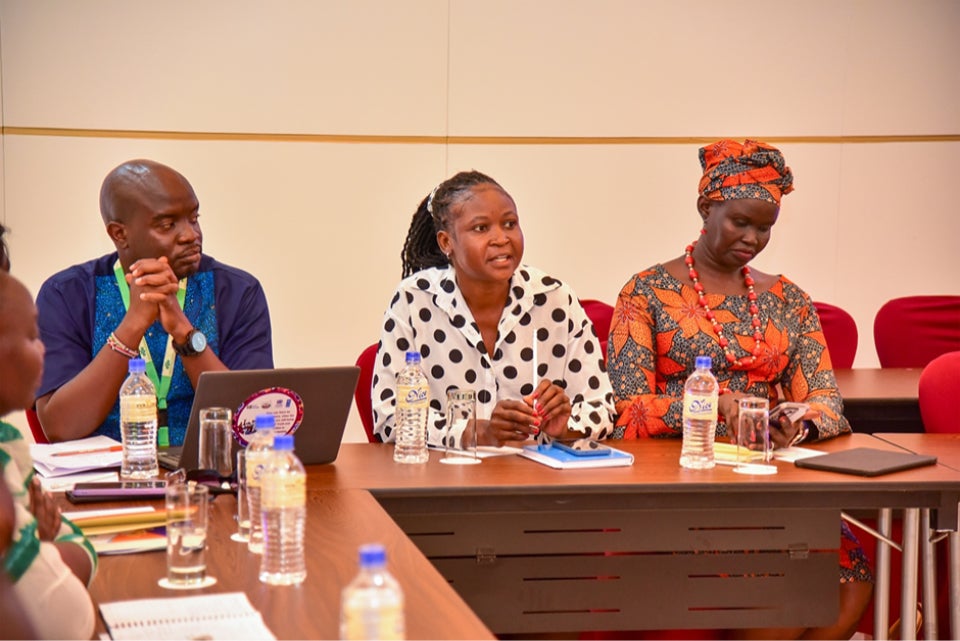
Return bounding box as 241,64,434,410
113,260,187,428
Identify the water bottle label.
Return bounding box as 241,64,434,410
397,383,428,409
343,605,404,640
262,474,305,508
120,396,157,422
682,393,718,421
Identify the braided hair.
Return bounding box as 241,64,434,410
400,170,505,278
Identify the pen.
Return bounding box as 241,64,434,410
531,339,541,436
51,445,123,457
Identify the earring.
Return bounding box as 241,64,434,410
700,227,706,235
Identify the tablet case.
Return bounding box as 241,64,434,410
794,447,937,477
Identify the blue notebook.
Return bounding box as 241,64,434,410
520,443,634,469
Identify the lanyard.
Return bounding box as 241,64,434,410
113,260,187,430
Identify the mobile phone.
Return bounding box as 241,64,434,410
770,402,809,423
66,481,167,503
552,439,612,457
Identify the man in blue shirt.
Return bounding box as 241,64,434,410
35,159,273,445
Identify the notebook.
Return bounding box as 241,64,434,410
793,447,937,477
158,366,359,471
99,592,275,640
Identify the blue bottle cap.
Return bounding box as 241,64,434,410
254,414,275,430
359,543,386,567
128,357,146,374
405,351,421,364
273,434,294,451
695,355,712,370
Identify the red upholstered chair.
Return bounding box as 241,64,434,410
580,299,614,361
812,301,858,369
873,295,960,368
353,343,380,443
26,408,49,444
918,350,960,434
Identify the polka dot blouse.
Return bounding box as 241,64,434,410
373,265,615,446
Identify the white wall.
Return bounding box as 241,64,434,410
1,0,958,443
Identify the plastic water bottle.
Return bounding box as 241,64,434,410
259,434,306,585
340,543,405,640
119,357,158,479
246,414,276,554
393,351,429,464
680,355,719,470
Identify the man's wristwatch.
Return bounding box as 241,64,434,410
173,329,208,357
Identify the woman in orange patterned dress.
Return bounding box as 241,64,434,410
607,140,872,640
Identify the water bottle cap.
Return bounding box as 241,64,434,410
405,351,421,364
127,357,146,374
695,355,712,370
254,414,276,430
273,434,294,451
358,543,386,567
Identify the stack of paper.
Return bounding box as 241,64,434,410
30,436,123,490
63,506,168,555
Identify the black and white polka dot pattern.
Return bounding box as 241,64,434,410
372,265,615,445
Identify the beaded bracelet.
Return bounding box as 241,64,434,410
106,332,139,358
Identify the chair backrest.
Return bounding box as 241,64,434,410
873,295,960,368
26,408,49,444
353,342,380,443
580,299,614,360
812,301,858,369
918,350,960,433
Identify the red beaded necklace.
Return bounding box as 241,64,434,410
684,240,763,367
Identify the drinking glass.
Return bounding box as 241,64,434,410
199,407,233,476
734,396,777,475
441,389,480,465
232,448,251,543
161,482,214,589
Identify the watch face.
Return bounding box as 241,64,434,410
189,330,207,352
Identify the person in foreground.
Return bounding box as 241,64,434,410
1,268,98,639
373,170,614,447
35,159,274,445
607,140,872,639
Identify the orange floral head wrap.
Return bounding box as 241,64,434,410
698,139,794,205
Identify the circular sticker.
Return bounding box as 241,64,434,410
232,387,304,446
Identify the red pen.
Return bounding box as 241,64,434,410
51,445,123,457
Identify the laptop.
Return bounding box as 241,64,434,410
158,366,360,471
794,447,937,477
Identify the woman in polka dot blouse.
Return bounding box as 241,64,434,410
372,170,614,447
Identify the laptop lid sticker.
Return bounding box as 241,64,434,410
233,386,304,446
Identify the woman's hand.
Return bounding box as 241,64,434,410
718,391,748,441
769,409,817,449
28,477,61,542
526,379,572,439
475,400,539,446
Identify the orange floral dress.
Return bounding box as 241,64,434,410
607,264,849,440
607,264,871,583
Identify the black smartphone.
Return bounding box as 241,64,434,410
66,481,167,503
552,439,612,457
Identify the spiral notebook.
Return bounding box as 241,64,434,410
99,592,275,640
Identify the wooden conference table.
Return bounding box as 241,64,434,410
87,434,960,639
88,488,494,639
835,368,923,433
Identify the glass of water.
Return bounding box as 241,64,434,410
161,482,213,589
734,396,776,475
441,389,480,465
199,407,233,476
232,449,251,543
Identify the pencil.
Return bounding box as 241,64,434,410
51,445,123,457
